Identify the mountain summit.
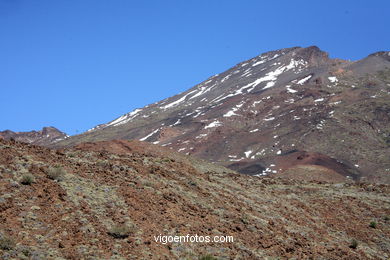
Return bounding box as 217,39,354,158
55,46,390,183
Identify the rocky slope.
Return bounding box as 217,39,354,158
55,46,390,183
0,127,68,146
1,139,389,259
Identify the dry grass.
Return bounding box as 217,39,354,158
0,236,15,251
108,224,136,239
46,166,66,181
20,173,35,185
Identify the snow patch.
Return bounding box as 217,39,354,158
256,59,307,90
221,74,231,83
223,109,239,117
252,100,262,107
316,120,326,130
256,162,280,176
107,108,143,127
204,120,222,129
296,75,312,85
229,158,244,162
162,89,197,109
330,101,342,105
195,133,208,139
189,84,216,100
244,150,252,158
139,128,160,141
328,76,338,83
170,119,181,126
286,85,298,93
252,59,266,66
241,69,252,77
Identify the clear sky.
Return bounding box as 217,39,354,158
1,0,389,135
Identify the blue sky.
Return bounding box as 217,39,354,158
1,0,389,135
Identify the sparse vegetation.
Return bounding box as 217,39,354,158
108,224,135,239
349,239,358,249
0,236,15,251
240,215,249,225
188,180,197,187
369,221,377,228
199,255,218,260
383,134,390,146
20,173,35,185
0,137,390,259
21,248,32,257
155,157,174,164
141,180,154,188
96,159,109,167
46,166,66,181
67,152,75,158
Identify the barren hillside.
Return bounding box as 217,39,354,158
1,139,389,259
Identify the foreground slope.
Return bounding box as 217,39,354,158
55,47,390,183
1,139,389,259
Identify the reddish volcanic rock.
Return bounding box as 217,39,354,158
0,139,389,259
0,127,67,146
53,47,390,183
273,151,360,182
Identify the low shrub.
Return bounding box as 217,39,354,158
0,236,15,250
349,239,358,249
199,255,218,260
369,221,377,228
188,180,197,187
20,174,35,185
46,166,66,181
21,248,32,257
108,224,135,239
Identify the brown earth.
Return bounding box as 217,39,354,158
276,165,347,183
273,151,360,182
1,139,389,259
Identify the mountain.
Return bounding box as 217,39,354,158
55,46,390,183
1,138,389,259
0,127,68,146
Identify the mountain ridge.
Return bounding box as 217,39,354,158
53,46,390,183
0,127,68,146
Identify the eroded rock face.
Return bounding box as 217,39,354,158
0,127,67,146
55,46,390,183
